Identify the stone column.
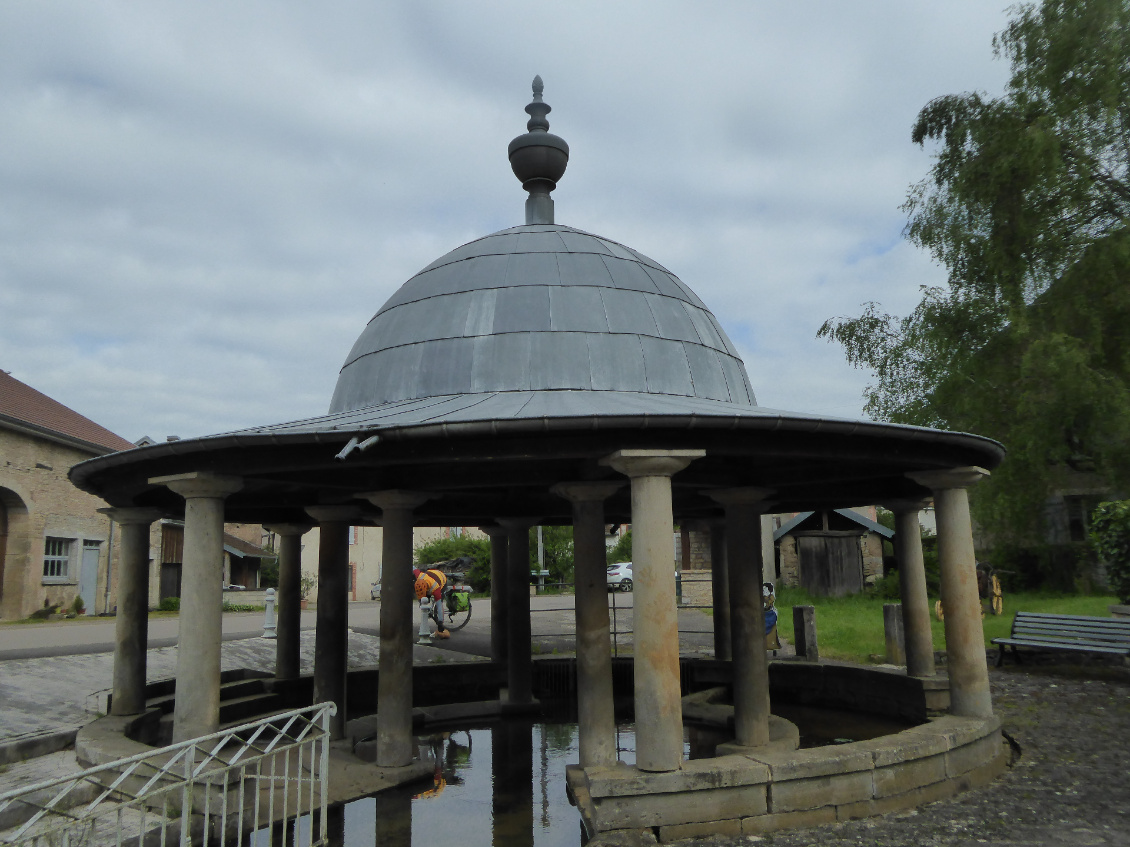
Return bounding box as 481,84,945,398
480,525,510,664
151,473,242,743
498,519,535,705
883,499,935,678
552,482,622,767
263,523,312,681
101,507,161,716
710,488,774,748
907,467,992,718
359,491,431,766
708,520,731,661
305,507,358,741
603,449,703,772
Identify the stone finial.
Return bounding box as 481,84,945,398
508,75,570,225
526,75,551,132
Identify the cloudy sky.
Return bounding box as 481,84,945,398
0,2,1016,443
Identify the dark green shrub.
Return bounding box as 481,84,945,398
606,530,632,565
158,597,180,612
1090,501,1130,603
415,536,492,592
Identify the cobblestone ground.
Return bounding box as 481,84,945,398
0,630,381,741
675,659,1130,847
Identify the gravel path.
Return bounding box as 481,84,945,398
674,659,1130,847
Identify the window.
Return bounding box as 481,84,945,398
348,526,357,545
43,537,74,582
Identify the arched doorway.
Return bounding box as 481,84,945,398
0,487,30,620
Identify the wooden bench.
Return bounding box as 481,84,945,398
993,611,1130,666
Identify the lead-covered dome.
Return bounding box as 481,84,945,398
329,223,756,414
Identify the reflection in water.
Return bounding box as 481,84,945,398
321,708,914,846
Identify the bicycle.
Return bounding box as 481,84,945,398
431,580,473,632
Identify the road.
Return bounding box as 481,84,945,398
0,590,719,662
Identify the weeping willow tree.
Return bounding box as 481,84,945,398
820,0,1130,580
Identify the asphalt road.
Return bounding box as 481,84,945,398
0,590,721,662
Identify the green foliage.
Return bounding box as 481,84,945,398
775,585,1116,663
606,530,632,565
819,0,1130,555
258,556,279,589
1090,501,1130,602
414,535,492,592
530,525,574,585
71,595,85,616
299,572,316,599
222,602,258,612
158,597,180,612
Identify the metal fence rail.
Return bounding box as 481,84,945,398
0,702,336,847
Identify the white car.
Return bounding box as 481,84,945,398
607,562,633,592
370,582,381,601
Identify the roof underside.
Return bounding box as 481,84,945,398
70,395,1004,527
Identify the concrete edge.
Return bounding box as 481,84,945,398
0,729,78,766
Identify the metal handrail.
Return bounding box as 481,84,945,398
0,702,336,847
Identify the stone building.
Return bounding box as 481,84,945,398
0,370,136,619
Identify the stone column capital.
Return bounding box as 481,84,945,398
550,481,624,504
358,490,433,511
600,449,705,479
881,498,932,515
99,506,164,526
907,466,989,491
478,524,509,537
707,487,775,509
497,517,539,530
151,472,242,500
263,522,314,537
305,505,366,524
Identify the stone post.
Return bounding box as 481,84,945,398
603,449,704,773
498,519,536,705
708,520,731,661
101,507,162,716
883,603,906,665
792,606,818,660
263,522,312,681
709,488,774,748
305,507,359,741
908,467,993,718
359,491,431,766
883,500,935,678
151,472,242,743
480,525,510,664
552,482,622,767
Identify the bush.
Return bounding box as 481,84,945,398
415,536,492,592
1090,501,1130,604
259,556,279,589
530,525,574,585
606,530,632,565
71,595,85,616
158,597,180,612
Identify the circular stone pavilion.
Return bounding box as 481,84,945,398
71,78,1008,839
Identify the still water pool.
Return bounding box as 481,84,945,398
288,707,915,846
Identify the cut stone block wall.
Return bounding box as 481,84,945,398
570,714,1006,842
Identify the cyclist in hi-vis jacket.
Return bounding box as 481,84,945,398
413,568,450,639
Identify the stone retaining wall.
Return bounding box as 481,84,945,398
569,714,1007,842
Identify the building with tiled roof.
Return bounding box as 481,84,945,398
0,370,136,619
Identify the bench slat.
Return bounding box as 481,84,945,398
994,611,1130,665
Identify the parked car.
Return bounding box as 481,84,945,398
607,562,633,592
370,582,381,601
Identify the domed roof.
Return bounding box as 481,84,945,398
329,223,756,415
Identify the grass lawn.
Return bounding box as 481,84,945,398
774,587,1119,664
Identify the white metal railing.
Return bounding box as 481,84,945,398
0,702,336,847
